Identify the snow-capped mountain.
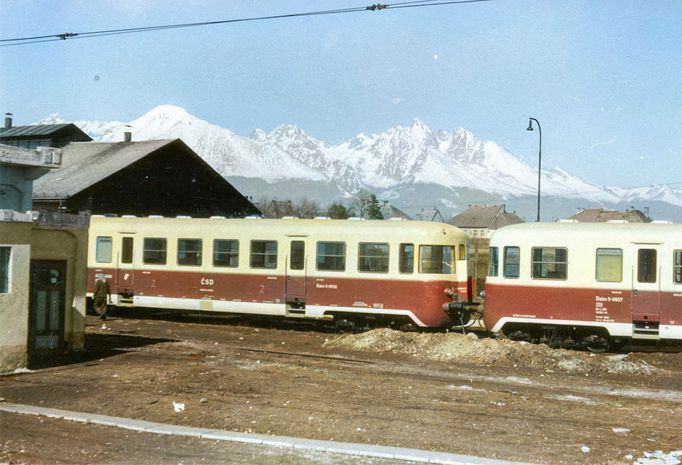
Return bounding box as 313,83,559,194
37,105,682,219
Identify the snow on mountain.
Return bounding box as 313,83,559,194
40,105,682,209
98,105,324,182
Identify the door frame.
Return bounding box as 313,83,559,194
284,238,308,310
28,259,67,364
631,244,662,322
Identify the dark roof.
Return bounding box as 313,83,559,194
569,208,652,223
447,204,524,229
33,140,176,199
0,123,91,140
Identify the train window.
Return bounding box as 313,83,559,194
95,236,113,263
213,240,239,267
143,238,167,265
637,249,657,283
488,247,499,277
0,247,10,293
458,244,466,260
419,245,454,274
358,243,389,273
316,242,346,271
595,248,623,282
290,241,305,270
532,247,568,280
121,237,134,264
503,246,520,278
674,250,682,284
250,240,278,269
178,239,202,266
399,244,414,274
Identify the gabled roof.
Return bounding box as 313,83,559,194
569,208,652,223
447,204,524,229
33,140,175,199
0,123,91,140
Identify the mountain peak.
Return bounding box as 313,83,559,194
142,104,192,121
36,113,67,125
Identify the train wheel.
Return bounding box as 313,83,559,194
584,335,609,353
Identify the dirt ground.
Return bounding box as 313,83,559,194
1,311,682,465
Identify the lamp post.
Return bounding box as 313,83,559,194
526,117,542,222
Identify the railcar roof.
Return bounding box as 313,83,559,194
90,216,468,238
491,222,682,243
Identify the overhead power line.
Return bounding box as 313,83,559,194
0,0,493,47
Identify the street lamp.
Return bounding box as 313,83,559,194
526,117,542,222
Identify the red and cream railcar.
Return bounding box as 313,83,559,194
483,222,682,349
87,216,471,328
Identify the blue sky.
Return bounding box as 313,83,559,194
1,0,681,188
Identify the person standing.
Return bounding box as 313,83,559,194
93,274,111,320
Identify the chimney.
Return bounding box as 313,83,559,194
4,112,12,129
123,131,132,142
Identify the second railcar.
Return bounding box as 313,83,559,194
482,222,682,350
87,216,471,328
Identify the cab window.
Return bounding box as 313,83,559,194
503,246,520,278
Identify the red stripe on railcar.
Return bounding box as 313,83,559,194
484,283,681,330
88,267,457,327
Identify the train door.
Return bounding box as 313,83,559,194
631,245,661,338
116,236,135,304
285,239,307,316
28,260,66,365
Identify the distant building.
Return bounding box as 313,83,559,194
381,202,413,220
33,139,260,218
567,207,652,223
257,200,295,218
0,113,92,149
0,144,88,373
447,204,524,238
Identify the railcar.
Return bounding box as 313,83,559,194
481,222,682,351
87,216,472,328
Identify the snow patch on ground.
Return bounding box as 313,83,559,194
635,450,681,465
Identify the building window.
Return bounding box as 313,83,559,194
316,242,346,271
143,238,167,265
178,239,202,266
0,247,10,293
214,240,239,267
674,250,682,285
503,246,520,278
290,241,305,270
532,247,568,280
637,249,657,283
399,243,414,274
96,236,113,263
250,240,278,269
419,245,454,274
488,246,499,277
358,242,389,273
121,237,134,264
595,248,622,283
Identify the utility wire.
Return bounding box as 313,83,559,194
0,0,493,47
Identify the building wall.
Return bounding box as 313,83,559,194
0,222,87,374
0,222,32,373
31,227,87,351
0,165,32,211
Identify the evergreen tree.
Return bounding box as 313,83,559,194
327,202,350,219
365,194,384,220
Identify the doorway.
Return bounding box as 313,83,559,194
28,260,66,363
